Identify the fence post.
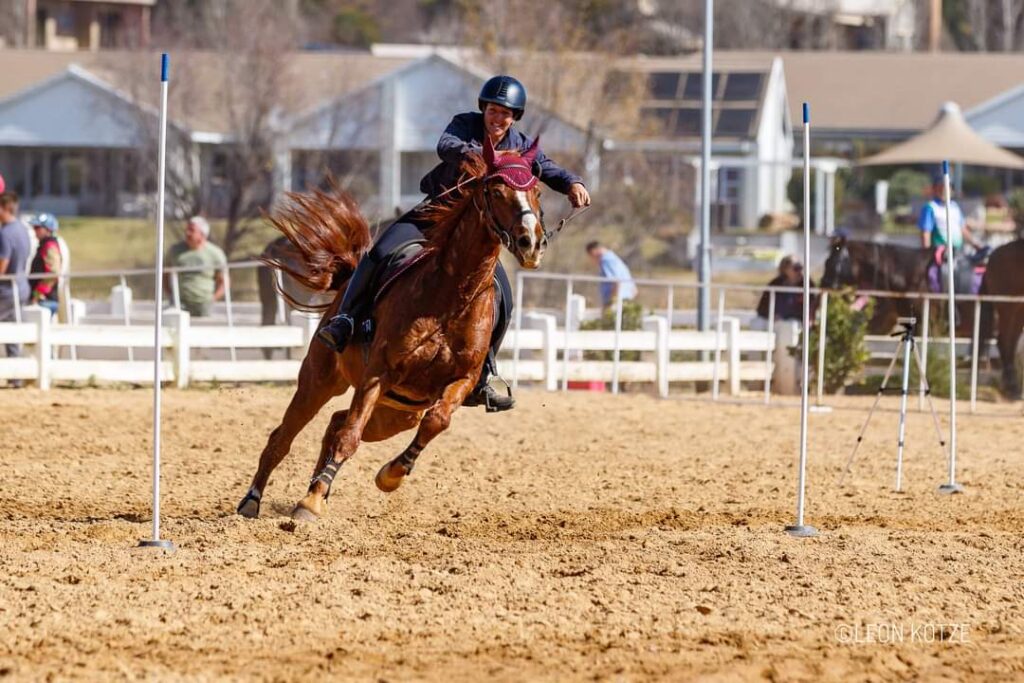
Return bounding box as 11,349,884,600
297,311,320,352
611,293,624,395
712,289,725,400
643,315,669,398
726,317,741,395
815,290,828,406
970,299,981,414
511,271,525,391
561,279,574,392
24,306,51,390
525,311,558,391
919,298,930,411
166,308,190,388
764,289,776,404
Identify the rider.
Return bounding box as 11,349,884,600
317,75,591,412
918,173,983,253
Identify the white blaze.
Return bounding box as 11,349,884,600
515,191,538,250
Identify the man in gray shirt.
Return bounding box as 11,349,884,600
0,192,32,362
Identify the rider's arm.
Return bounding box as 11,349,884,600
533,147,584,195
436,115,480,164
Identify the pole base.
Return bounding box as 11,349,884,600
937,483,964,495
784,524,819,538
138,539,175,550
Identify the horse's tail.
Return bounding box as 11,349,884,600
979,271,995,345
262,180,371,312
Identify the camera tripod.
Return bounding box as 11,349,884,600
838,317,948,492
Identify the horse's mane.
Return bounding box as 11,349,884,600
416,152,490,251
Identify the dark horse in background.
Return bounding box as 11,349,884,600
979,239,1024,399
820,236,933,333
821,235,984,336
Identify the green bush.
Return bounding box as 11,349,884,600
1008,187,1024,232
580,300,645,362
793,291,874,393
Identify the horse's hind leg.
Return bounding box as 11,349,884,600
238,360,345,518
292,379,383,521
376,378,475,493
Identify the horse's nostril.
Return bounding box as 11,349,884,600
517,235,532,250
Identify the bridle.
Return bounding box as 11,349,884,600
475,180,538,251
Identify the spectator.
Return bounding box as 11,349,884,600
585,241,636,309
0,192,31,372
756,255,816,323
29,213,62,316
167,216,226,317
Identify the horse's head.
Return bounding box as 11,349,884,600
821,234,855,289
479,136,546,269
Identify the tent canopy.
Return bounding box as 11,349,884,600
859,101,1024,169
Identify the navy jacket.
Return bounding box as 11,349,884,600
419,112,584,198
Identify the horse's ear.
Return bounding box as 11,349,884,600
483,136,496,169
522,136,540,166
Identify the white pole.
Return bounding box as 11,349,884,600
895,331,912,492
140,54,174,550
697,0,713,332
786,103,818,537
939,160,963,494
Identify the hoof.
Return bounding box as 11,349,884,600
375,461,407,493
291,505,320,523
236,490,261,519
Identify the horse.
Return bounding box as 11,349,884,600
979,239,1024,399
236,138,547,522
820,236,933,333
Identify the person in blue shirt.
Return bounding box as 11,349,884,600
586,241,636,308
918,174,982,252
317,75,590,412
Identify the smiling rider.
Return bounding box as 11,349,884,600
317,75,591,413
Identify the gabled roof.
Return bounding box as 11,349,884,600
774,50,1024,135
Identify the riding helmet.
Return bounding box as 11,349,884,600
478,75,527,120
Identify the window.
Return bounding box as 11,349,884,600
723,73,763,101
648,72,681,100
715,109,756,137
682,73,721,100
674,109,702,136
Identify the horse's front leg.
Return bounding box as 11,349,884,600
292,379,383,521
375,377,476,493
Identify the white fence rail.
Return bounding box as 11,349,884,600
3,263,1024,406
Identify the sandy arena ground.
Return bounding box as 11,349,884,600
1,385,1023,682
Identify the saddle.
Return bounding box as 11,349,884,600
927,246,989,295
348,240,434,344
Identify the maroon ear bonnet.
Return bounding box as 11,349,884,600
484,136,540,191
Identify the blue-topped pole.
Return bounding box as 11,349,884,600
939,159,964,494
140,53,174,550
786,102,818,537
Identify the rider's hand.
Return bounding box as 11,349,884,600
568,183,590,208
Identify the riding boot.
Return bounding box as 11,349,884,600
463,351,515,412
317,256,377,352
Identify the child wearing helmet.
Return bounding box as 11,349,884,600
29,213,62,316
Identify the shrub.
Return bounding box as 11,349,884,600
793,291,874,393
580,300,645,362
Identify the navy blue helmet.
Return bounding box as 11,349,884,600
478,75,527,120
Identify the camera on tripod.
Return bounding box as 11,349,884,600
895,316,917,337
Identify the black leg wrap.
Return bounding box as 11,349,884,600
396,444,422,475
310,459,343,497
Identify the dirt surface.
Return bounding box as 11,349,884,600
1,386,1023,682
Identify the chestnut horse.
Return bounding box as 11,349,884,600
237,139,546,521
